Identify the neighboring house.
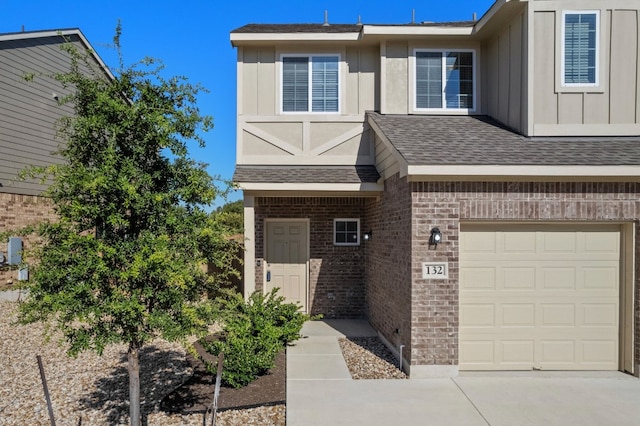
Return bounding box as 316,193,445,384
231,0,640,378
0,29,110,284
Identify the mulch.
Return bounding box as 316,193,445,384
160,340,286,414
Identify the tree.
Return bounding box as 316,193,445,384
17,26,234,425
212,199,244,235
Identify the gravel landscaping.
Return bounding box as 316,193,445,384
1,301,405,425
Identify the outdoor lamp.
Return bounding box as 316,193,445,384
429,227,442,247
363,231,373,241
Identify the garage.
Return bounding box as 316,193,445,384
459,223,622,371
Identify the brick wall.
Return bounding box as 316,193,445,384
0,193,55,285
364,174,413,358
409,181,640,368
254,197,368,318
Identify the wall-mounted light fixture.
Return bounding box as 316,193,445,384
363,231,373,241
429,227,442,248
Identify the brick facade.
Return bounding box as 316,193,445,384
0,193,55,285
408,180,640,369
254,197,368,318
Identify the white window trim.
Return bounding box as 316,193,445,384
413,48,477,113
279,53,341,115
561,10,600,88
333,218,360,246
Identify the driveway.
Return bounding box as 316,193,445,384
287,320,640,426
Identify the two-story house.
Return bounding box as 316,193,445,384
232,0,640,378
0,29,110,285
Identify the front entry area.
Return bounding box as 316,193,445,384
459,223,626,371
265,220,309,312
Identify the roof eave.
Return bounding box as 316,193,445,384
231,32,361,46
362,25,473,37
406,165,640,182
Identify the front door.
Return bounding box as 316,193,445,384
266,220,308,311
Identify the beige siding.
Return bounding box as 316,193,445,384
383,42,408,115
0,35,81,195
532,2,640,135
481,10,527,133
374,134,399,180
237,45,378,166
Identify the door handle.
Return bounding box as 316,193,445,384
266,270,271,282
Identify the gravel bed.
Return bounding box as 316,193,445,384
0,301,283,425
338,337,408,380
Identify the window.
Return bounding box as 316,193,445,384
282,55,339,113
562,11,599,86
334,219,360,246
415,50,475,110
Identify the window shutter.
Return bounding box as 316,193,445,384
283,57,309,112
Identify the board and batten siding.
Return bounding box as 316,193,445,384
237,45,378,166
481,9,527,134
0,35,81,195
532,1,640,136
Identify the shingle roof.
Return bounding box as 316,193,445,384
231,24,362,33
367,112,640,166
231,21,475,34
233,165,380,184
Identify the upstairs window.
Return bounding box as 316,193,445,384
282,55,339,113
415,50,475,111
562,11,599,86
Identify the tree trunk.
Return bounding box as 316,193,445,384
128,341,141,426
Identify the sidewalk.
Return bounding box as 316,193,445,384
286,319,640,426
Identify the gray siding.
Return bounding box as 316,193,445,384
0,35,80,195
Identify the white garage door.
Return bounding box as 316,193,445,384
459,224,620,371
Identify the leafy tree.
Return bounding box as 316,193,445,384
17,26,234,425
212,199,243,235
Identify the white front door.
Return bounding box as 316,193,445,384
266,221,308,311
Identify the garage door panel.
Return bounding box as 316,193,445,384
460,225,620,371
502,304,535,327
541,304,575,327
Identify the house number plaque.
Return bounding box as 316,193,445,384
422,262,448,279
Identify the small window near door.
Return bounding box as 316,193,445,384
334,218,360,246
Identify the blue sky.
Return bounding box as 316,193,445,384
3,0,495,207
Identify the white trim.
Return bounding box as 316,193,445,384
231,32,360,44
560,10,600,88
405,165,640,180
362,25,472,36
333,218,361,246
243,195,256,301
279,53,341,115
412,49,477,113
237,182,384,192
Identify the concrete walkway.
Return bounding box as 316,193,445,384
287,320,640,426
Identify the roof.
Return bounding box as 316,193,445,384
0,28,114,80
230,21,474,34
233,165,380,184
366,112,640,166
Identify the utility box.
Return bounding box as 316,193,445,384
8,237,22,265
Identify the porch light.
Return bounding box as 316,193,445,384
363,231,373,241
429,227,442,247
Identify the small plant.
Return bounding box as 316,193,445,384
201,288,310,388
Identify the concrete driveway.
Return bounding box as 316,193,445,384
287,320,640,426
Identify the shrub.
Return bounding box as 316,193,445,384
201,288,310,388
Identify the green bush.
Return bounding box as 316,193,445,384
201,288,310,388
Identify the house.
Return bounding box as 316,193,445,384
0,29,110,285
231,0,640,378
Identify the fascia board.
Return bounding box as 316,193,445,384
362,25,473,36
231,32,361,45
237,182,383,192
406,165,640,180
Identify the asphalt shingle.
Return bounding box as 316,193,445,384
233,165,380,184
367,112,640,166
